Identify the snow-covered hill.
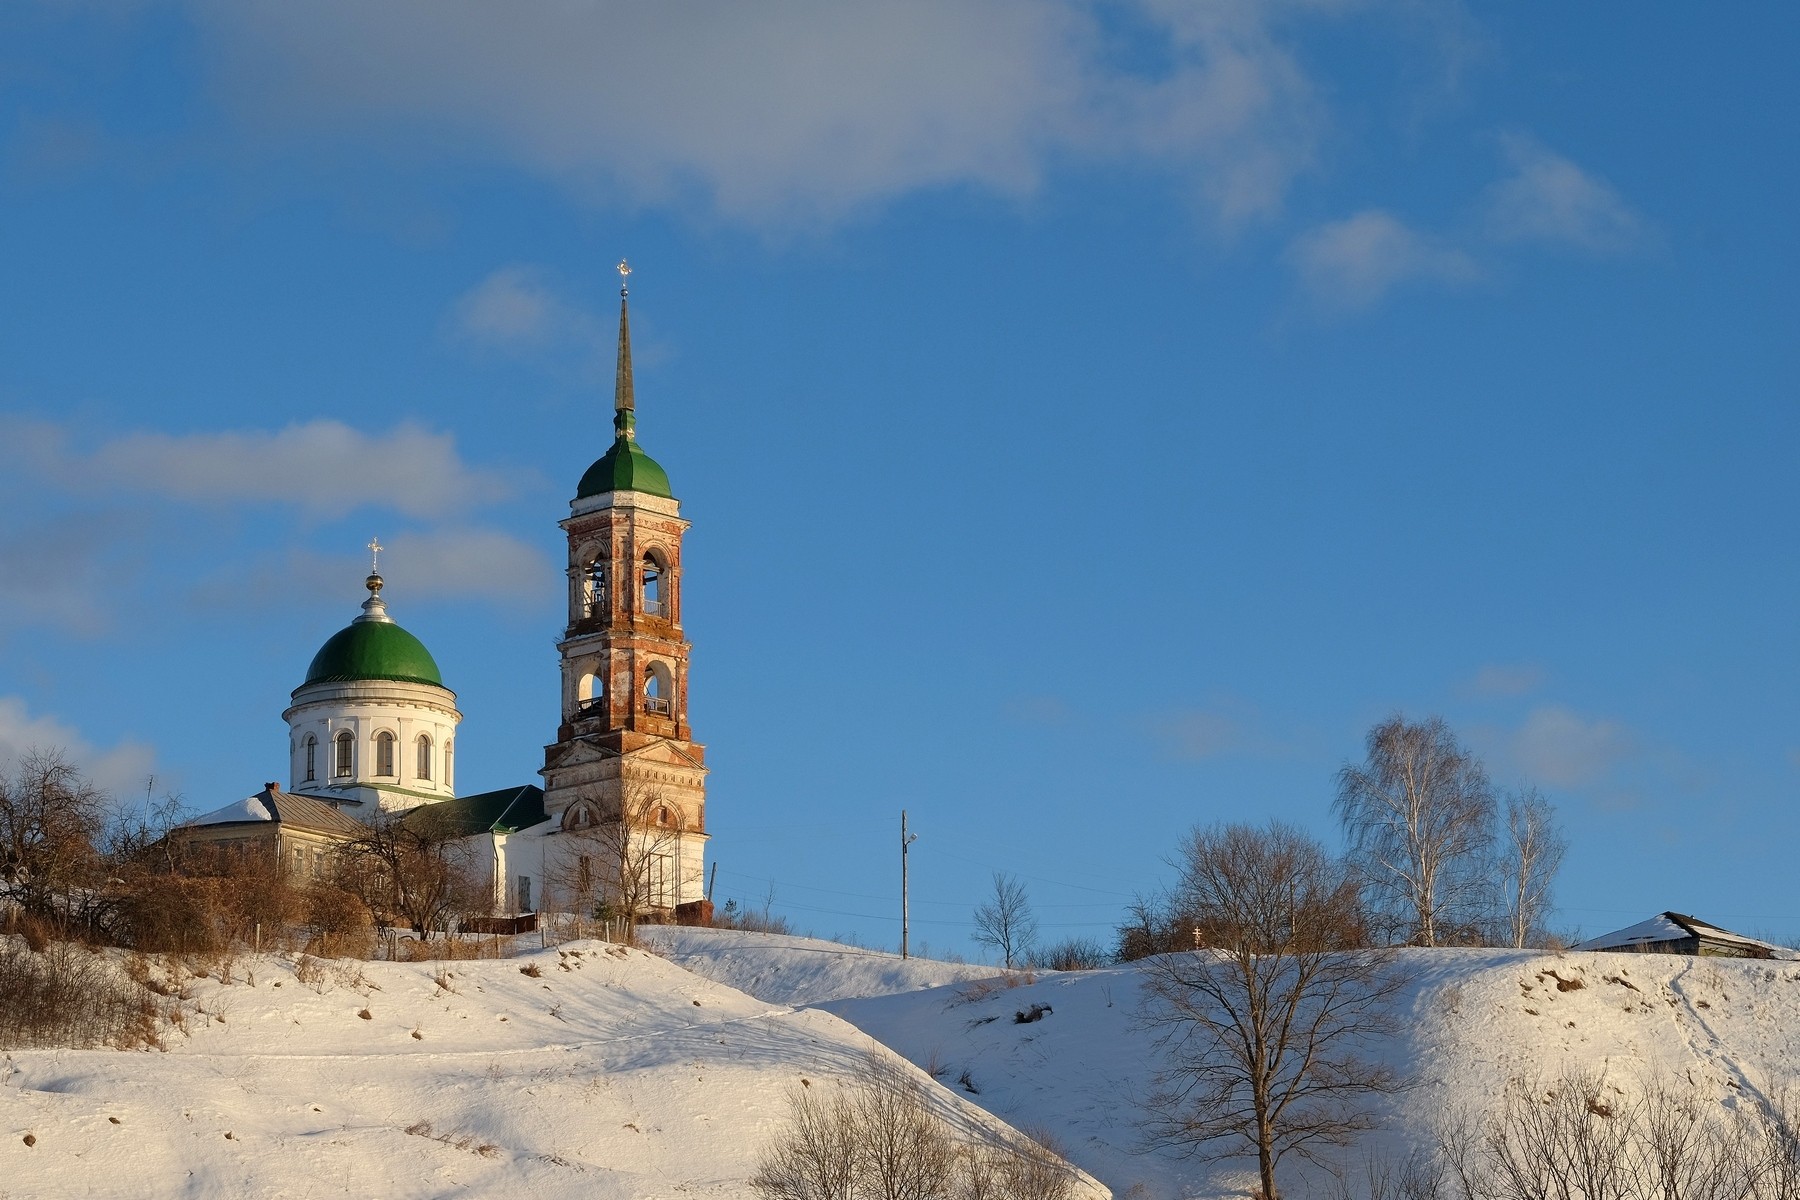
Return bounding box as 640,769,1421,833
657,929,1800,1199
0,939,1105,1199
8,930,1800,1199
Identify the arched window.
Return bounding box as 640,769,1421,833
584,557,607,617
334,730,354,777
445,740,453,783
577,670,604,716
303,735,317,783
416,734,433,781
563,801,597,831
374,731,396,777
641,552,665,617
644,662,673,716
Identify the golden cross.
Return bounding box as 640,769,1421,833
617,258,631,296
368,537,383,573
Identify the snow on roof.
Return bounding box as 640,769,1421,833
187,794,275,825
1575,911,1778,954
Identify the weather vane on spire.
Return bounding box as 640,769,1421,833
617,258,631,298
368,537,383,574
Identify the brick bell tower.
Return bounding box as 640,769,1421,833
541,261,708,912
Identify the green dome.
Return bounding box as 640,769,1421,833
577,433,673,500
304,618,444,687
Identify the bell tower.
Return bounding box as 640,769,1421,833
541,262,708,913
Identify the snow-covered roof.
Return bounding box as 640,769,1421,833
1575,911,1778,955
180,785,364,836
188,794,275,825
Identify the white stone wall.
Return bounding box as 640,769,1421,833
284,678,461,814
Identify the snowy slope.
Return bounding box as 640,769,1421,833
641,926,999,1006
0,941,1109,1199
654,932,1800,1200
10,933,1798,1200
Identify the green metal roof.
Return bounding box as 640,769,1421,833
577,428,673,500
303,619,444,687
403,785,547,838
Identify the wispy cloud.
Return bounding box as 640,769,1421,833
0,696,156,801
1458,662,1546,699
1155,708,1249,761
1483,132,1644,253
189,0,1348,229
1,418,512,520
1508,704,1635,789
196,527,558,615
1287,209,1478,310
454,265,608,358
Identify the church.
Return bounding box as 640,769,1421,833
177,264,711,925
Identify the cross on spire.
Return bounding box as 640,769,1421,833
617,258,631,298
368,537,383,574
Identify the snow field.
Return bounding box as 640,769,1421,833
1,939,1104,1199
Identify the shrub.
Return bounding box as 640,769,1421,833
0,941,160,1050
1039,937,1109,971
750,1055,1084,1200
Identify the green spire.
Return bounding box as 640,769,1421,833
576,258,673,500
613,258,636,439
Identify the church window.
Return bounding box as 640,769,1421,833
517,875,533,913
644,663,673,715
584,558,608,617
334,731,354,777
303,735,317,783
446,740,453,783
641,552,665,617
374,731,396,777
416,734,432,781
577,670,604,716
564,801,596,831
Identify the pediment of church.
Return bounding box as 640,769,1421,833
620,740,707,773
544,738,620,772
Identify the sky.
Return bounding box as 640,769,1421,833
1,1,1796,959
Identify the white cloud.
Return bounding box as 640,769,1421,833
189,0,1338,228
0,695,156,801
1458,662,1545,699
1287,209,1477,309
1154,708,1249,762
2,418,512,520
1510,704,1635,789
455,265,606,356
1483,132,1643,253
221,527,557,614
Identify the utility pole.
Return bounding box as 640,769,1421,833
901,809,918,959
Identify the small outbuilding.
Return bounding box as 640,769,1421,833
1574,911,1781,959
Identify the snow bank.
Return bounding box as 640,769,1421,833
0,941,1108,1199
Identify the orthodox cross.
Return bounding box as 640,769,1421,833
617,258,631,297
368,537,383,574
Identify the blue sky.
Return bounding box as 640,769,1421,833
1,2,1795,957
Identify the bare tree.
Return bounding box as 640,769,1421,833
332,812,486,940
1498,788,1565,949
555,782,698,943
0,749,107,929
1139,821,1411,1200
972,871,1038,969
1334,715,1495,946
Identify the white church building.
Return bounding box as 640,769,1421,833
180,264,711,925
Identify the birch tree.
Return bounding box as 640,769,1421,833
1333,715,1494,946
1499,787,1565,949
